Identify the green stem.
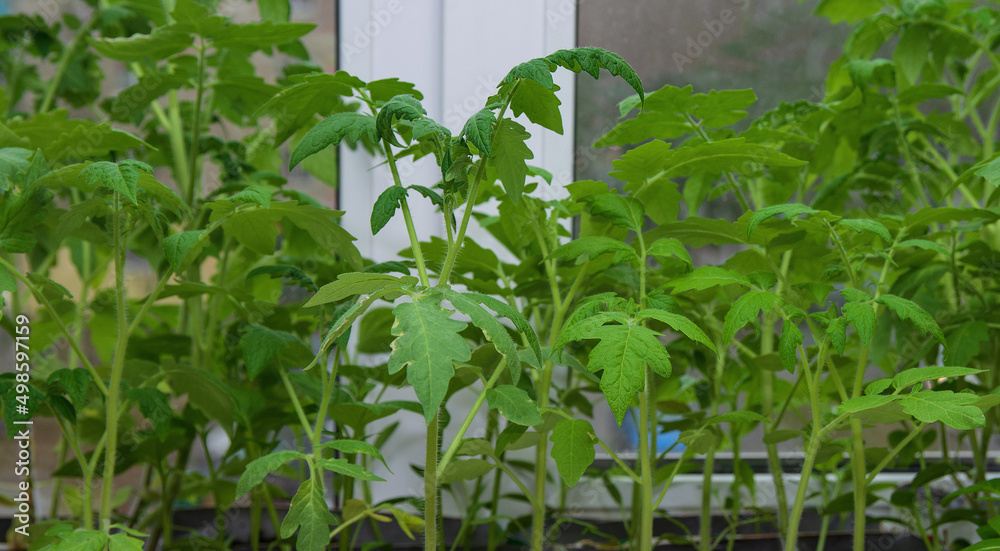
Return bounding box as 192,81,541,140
277,368,315,443
863,423,927,486
185,41,207,206
784,342,825,551
0,256,107,397
637,367,655,551
425,410,440,551
438,81,520,286
437,360,506,476
39,14,98,112
382,143,430,286
99,192,129,531
167,91,191,194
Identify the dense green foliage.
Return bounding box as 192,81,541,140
1,1,1000,551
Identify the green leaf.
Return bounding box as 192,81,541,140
865,379,893,396
89,27,193,62
236,450,302,496
664,266,751,293
827,316,849,356
747,204,818,241
270,202,363,270
840,395,898,414
366,78,423,103
945,321,989,366
108,533,145,551
319,440,389,470
388,295,471,423
241,325,298,380
779,319,802,372
646,238,692,267
258,72,358,145
0,180,53,253
959,539,1000,551
80,159,152,206
491,119,533,203
510,79,563,134
126,388,172,441
462,108,495,157
875,294,945,344
440,289,522,383
660,138,806,178
0,147,32,190
376,94,426,147
910,462,970,489
903,206,998,229
163,231,203,273
40,529,109,551
438,458,495,485
634,309,716,353
892,366,985,391
49,368,90,407
585,323,671,425
315,458,385,481
705,411,767,426
815,0,883,23
897,239,949,257
486,385,543,426
837,218,891,243
371,186,407,235
900,390,985,430
550,419,596,486
722,291,781,343
543,47,644,103
211,21,315,51
307,272,416,307
546,236,637,263
290,112,377,168
463,291,543,368
583,193,644,233
843,301,876,348
647,217,744,247
281,479,338,551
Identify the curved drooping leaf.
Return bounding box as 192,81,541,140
290,112,377,168
462,108,495,157
543,47,644,103
388,295,471,423
722,290,782,343
746,203,818,240
375,94,426,147
371,186,408,235
875,294,945,344
634,309,716,353
440,288,522,383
